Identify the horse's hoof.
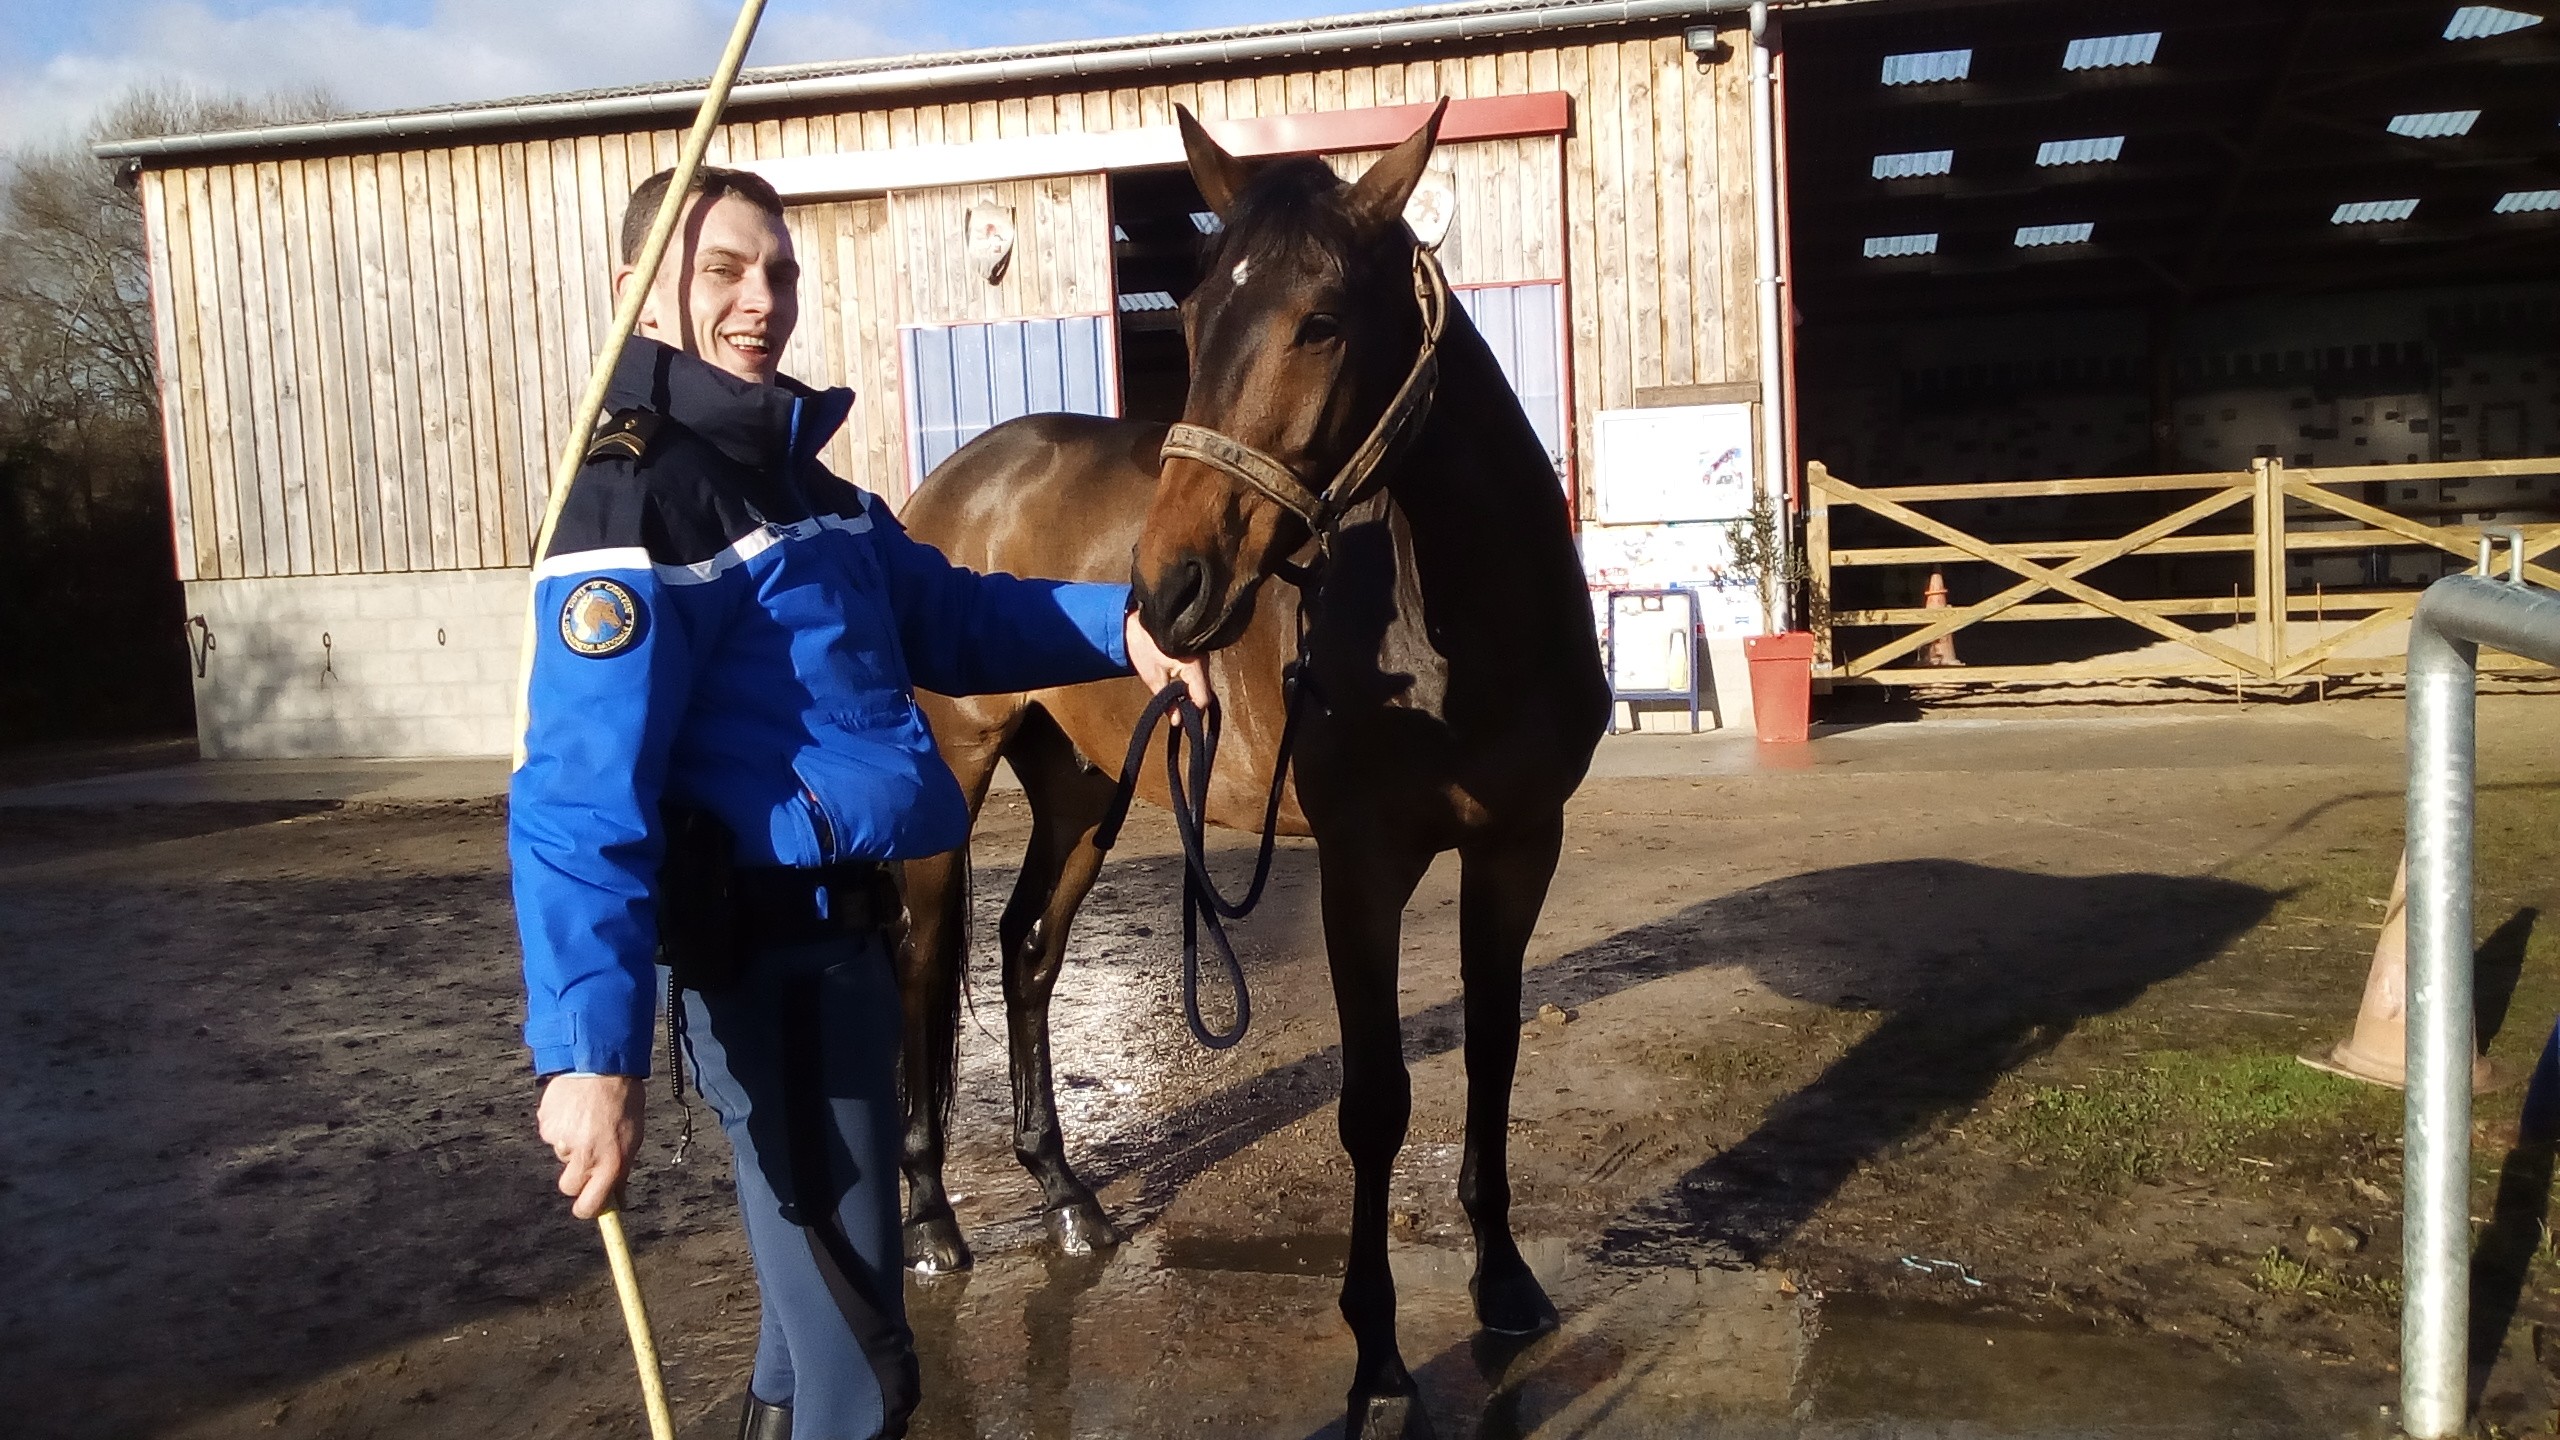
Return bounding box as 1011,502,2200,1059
1471,1263,1560,1337
1347,1389,1435,1440
1045,1198,1125,1256
904,1214,975,1274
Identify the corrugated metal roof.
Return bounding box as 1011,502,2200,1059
1117,290,1180,312
1879,48,1972,85
2386,109,2483,137
2036,136,2125,166
2013,221,2095,246
2331,199,2421,223
2061,31,2162,70
98,0,1764,159
2443,5,2544,40
1862,232,1939,257
2492,189,2560,213
1872,149,1955,178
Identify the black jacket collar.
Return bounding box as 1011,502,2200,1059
604,337,854,472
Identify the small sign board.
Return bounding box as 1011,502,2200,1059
1578,521,1764,637
1592,403,1755,525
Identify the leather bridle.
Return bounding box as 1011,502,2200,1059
1158,244,1451,552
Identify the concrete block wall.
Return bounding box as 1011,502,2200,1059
184,569,529,758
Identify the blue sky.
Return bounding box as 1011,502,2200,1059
0,0,1352,150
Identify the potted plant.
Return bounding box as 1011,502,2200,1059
1727,488,1816,744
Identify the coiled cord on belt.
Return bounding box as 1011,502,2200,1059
1092,669,1307,1049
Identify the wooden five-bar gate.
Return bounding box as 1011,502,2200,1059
1806,456,2560,687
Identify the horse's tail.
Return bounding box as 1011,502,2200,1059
945,843,974,1134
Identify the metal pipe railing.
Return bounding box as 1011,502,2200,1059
2402,560,2560,1438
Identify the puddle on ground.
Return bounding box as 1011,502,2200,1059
886,1236,2401,1439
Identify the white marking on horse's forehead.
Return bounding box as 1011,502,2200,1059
1230,257,1253,286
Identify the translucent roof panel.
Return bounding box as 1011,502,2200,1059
1117,290,1179,312
2444,6,2544,39
2387,109,2483,137
2493,189,2560,213
1880,48,1972,85
1872,149,1956,179
1188,211,1223,234
2332,199,2422,223
2036,136,2126,166
2062,32,2163,70
2014,222,2096,247
1863,232,1940,258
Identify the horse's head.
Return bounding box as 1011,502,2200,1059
1129,102,1447,657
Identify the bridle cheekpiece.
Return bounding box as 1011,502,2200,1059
1159,244,1451,554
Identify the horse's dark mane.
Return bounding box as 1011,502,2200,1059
1212,157,1378,280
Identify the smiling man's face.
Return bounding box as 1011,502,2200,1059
618,190,800,386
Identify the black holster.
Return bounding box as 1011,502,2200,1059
657,803,749,993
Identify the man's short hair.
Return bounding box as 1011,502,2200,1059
620,166,787,265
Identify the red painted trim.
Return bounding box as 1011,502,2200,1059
1206,92,1570,158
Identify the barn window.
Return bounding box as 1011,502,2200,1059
2443,6,2542,40
2387,109,2482,137
2061,32,2161,69
900,317,1116,485
1872,149,1955,179
2014,222,2095,247
2036,136,2124,166
1452,283,1568,483
1879,48,1971,85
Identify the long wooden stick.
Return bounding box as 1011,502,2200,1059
509,0,768,1430
511,0,771,764
597,1207,677,1440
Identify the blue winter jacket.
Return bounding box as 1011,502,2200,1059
512,339,1132,1077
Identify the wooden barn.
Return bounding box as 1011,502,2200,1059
104,0,1784,757
102,0,2560,756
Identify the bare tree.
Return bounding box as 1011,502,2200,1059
0,85,334,741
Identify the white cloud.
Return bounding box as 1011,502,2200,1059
0,0,934,153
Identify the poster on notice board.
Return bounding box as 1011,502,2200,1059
1591,403,1755,525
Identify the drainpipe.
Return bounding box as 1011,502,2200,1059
2401,550,2560,1439
1747,0,1790,627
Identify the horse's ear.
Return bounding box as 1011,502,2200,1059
1343,98,1449,239
1178,106,1251,219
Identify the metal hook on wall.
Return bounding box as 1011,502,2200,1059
321,631,335,681
183,616,216,678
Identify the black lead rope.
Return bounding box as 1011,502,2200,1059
1094,667,1309,1049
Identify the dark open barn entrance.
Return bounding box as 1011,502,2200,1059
1784,0,2560,684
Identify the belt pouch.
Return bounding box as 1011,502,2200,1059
657,803,747,993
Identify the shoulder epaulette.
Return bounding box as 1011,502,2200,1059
585,408,666,465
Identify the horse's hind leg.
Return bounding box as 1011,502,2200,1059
998,706,1127,1254
899,697,1014,1274
1456,812,1566,1336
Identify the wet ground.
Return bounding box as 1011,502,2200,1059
2,694,2556,1438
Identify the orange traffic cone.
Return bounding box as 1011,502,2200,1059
1921,570,1961,667
2299,852,2507,1091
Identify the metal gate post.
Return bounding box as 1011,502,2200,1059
2401,566,2560,1438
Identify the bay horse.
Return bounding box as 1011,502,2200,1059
894,103,1609,1435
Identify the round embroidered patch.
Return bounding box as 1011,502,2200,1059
559,578,643,658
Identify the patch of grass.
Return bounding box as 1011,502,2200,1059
2249,1247,2401,1311
1992,1050,2396,1190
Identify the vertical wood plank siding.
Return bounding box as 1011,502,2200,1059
141,27,1755,578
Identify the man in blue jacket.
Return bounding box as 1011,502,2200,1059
516,166,1205,1440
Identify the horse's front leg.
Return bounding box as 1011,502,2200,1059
1319,830,1436,1439
1456,813,1566,1336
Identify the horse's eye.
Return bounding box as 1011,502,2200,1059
1296,312,1343,346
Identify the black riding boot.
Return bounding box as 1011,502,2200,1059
737,1394,791,1440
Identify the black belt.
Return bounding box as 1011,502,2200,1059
733,860,896,948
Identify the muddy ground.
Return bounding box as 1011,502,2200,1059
3,695,2557,1439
